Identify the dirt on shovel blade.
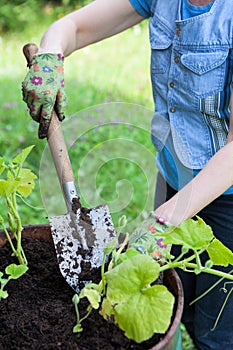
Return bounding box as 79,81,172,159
49,198,115,292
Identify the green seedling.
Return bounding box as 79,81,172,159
0,263,28,300
72,215,233,344
0,145,37,265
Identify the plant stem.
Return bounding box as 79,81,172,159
160,262,233,281
101,253,107,293
6,196,27,265
211,286,233,331
0,223,17,257
74,297,80,324
190,275,225,306
110,233,129,271
79,306,93,324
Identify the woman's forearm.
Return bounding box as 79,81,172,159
38,0,143,56
155,141,233,226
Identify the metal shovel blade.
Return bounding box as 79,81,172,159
49,203,115,292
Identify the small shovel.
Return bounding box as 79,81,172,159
23,44,116,292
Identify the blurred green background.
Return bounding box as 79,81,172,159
0,0,154,231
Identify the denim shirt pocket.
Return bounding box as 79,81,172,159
181,50,229,97
149,16,173,74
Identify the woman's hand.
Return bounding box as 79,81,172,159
22,53,67,139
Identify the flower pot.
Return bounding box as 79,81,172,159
0,224,183,350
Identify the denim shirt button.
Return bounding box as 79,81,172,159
174,56,179,63
170,82,175,88
170,107,176,113
176,28,181,36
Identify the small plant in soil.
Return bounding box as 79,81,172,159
0,263,28,299
0,145,37,299
73,214,233,344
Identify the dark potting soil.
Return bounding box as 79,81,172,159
0,236,164,350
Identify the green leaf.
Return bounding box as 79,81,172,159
73,324,83,333
115,248,141,265
82,288,101,309
83,283,100,291
82,282,103,295
114,285,174,342
106,255,160,301
100,298,114,320
207,239,233,267
5,264,28,279
164,216,214,250
0,179,19,197
0,289,8,299
12,145,35,166
105,255,174,342
16,168,37,197
118,215,127,227
6,168,37,197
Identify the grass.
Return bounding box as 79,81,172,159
0,10,196,349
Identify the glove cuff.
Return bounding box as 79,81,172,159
128,211,172,259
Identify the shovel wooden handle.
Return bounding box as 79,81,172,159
23,44,75,186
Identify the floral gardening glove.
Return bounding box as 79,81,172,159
129,212,172,263
22,53,67,139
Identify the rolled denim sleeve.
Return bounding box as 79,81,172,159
128,0,153,18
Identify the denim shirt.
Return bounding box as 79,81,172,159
128,0,233,191
150,0,233,173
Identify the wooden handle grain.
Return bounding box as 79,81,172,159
47,111,75,184
23,43,75,185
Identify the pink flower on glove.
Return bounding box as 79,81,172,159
31,76,43,85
